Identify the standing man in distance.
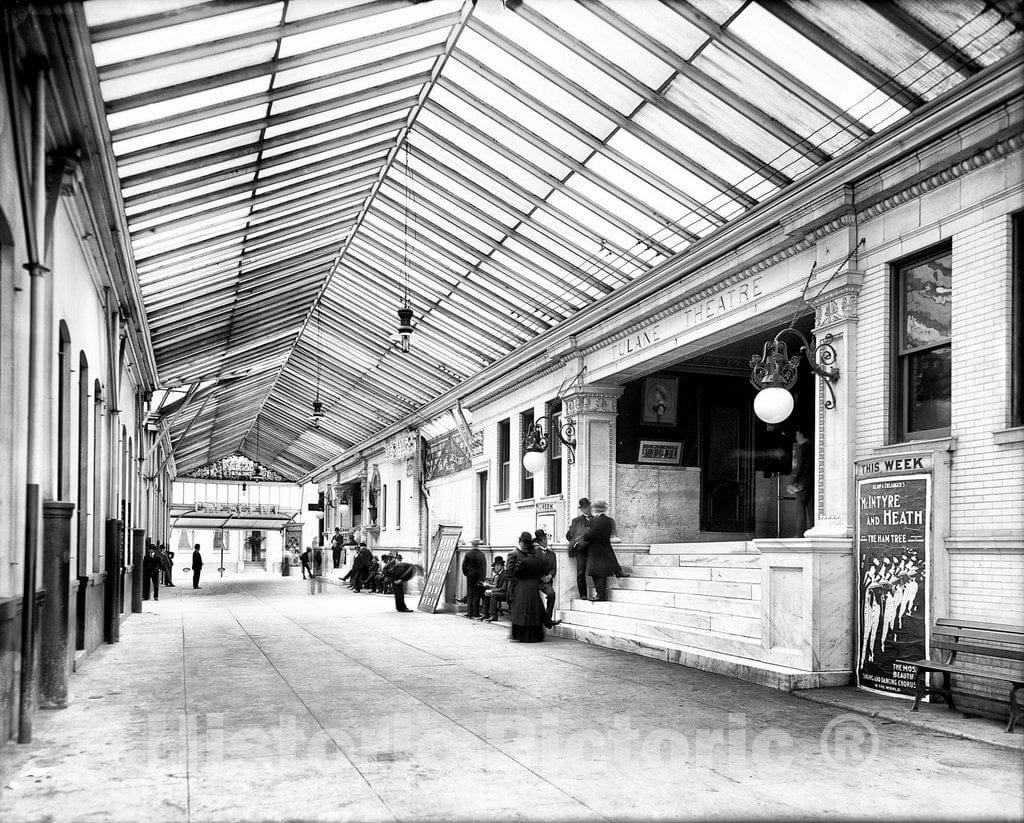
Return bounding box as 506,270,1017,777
535,529,560,628
330,527,344,570
461,538,486,618
192,543,204,589
565,497,592,600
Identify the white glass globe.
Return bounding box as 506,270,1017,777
522,449,546,475
753,387,794,424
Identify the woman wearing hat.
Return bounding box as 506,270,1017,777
509,531,547,642
582,500,627,602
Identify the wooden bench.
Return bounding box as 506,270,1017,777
897,619,1024,732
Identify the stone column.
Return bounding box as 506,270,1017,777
806,268,864,539
131,529,145,613
563,385,623,510
40,501,75,709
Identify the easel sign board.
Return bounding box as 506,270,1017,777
855,472,931,699
417,524,463,613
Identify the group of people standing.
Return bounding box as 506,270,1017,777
460,499,626,643
142,542,203,600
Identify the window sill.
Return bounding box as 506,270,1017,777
494,503,511,512
515,499,536,510
993,426,1024,446
874,436,956,455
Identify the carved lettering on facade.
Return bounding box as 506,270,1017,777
681,275,763,330
611,324,661,359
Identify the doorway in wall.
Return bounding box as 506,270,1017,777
699,381,754,533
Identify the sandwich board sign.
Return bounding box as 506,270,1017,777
417,524,463,613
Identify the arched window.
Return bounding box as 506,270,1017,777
57,321,72,500
77,353,90,577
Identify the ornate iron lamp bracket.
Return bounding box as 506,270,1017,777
749,328,839,411
523,414,578,464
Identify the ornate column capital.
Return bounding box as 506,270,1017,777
563,384,623,418
810,270,865,331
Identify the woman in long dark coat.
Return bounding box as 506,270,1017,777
510,533,547,643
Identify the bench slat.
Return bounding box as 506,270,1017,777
931,639,1024,662
932,626,1024,646
935,618,1024,635
897,658,1024,684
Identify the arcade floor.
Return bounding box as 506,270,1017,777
2,573,1021,822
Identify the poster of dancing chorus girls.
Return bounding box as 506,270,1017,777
855,474,931,698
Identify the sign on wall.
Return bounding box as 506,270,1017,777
855,473,930,698
417,524,464,614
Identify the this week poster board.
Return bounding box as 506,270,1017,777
855,474,930,698
417,525,463,613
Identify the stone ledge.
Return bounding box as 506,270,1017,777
993,426,1024,446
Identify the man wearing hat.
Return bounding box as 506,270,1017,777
565,497,593,599
582,500,627,602
461,538,486,618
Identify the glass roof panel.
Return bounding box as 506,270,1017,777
90,4,283,66
690,0,746,25
262,88,415,139
278,2,457,58
111,101,270,156
529,0,675,90
599,0,709,61
122,153,260,199
544,189,635,253
470,5,642,114
269,60,433,114
440,63,591,161
83,0,209,29
455,29,615,138
97,44,277,101
260,113,404,158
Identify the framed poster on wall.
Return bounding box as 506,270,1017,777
641,375,678,426
855,473,930,698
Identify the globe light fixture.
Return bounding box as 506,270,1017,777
521,414,577,472
749,328,838,424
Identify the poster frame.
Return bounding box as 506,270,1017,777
417,524,464,613
854,472,931,699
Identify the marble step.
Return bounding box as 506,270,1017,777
647,541,754,555
601,587,761,618
550,623,843,692
632,553,761,567
617,567,762,588
566,599,762,641
556,606,762,658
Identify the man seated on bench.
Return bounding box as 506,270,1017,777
480,556,508,623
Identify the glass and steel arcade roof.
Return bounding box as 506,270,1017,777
80,0,1022,479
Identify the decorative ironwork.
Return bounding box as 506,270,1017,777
523,414,577,465
749,328,839,410
181,454,286,482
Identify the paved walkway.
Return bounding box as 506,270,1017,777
2,573,1021,822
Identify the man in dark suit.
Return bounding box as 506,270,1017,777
565,497,592,599
142,545,162,601
582,500,627,602
461,539,486,618
192,544,204,589
387,561,419,612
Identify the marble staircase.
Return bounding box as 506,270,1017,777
553,541,831,690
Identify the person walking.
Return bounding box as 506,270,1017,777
163,548,175,586
191,544,204,589
535,529,560,628
387,560,419,612
565,497,592,599
461,538,486,618
142,545,162,601
299,546,313,579
582,500,626,602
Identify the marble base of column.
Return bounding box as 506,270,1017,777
40,501,75,709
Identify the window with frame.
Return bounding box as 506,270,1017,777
1013,213,1023,428
382,484,388,529
894,244,952,440
498,419,510,503
520,409,535,500
395,480,401,529
547,401,563,496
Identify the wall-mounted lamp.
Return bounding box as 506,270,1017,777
749,329,838,424
522,415,577,473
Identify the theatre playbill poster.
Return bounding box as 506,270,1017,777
855,474,930,698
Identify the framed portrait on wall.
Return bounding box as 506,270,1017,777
638,440,683,465
641,375,679,426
